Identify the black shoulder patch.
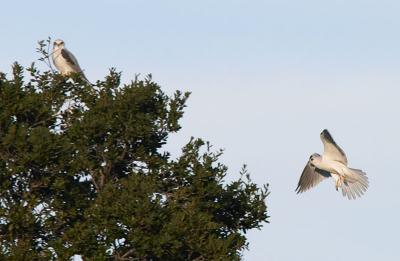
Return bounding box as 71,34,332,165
61,49,77,66
315,168,331,178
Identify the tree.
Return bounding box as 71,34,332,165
0,45,269,260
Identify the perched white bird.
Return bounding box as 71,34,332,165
296,129,368,200
52,39,90,83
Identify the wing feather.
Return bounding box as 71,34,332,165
296,161,331,193
320,129,348,164
61,48,82,72
60,48,90,83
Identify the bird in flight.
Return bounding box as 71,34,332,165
52,39,90,83
296,129,368,200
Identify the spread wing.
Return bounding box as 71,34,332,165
61,48,83,73
320,129,348,164
296,161,331,194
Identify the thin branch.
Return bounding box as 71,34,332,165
36,37,55,73
121,248,136,258
90,171,100,191
46,37,55,72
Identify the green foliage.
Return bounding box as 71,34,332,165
0,61,269,260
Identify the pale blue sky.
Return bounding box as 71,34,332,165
1,1,400,260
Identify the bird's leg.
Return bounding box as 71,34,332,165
335,175,344,191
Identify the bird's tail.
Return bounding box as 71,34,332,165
341,168,369,200
80,72,92,85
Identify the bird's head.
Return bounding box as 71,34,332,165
309,153,322,167
53,39,65,48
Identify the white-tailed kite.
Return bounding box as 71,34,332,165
52,39,90,83
296,129,368,200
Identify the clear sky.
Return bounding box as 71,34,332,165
1,1,400,260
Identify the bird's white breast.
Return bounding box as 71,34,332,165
52,48,74,75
